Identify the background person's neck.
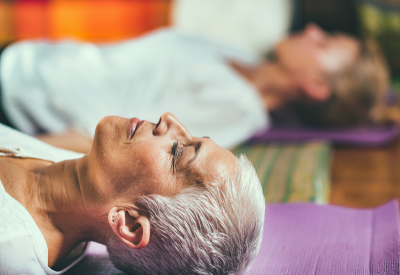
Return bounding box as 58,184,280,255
230,61,299,111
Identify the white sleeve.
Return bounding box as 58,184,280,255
0,29,180,135
1,39,108,134
0,229,48,275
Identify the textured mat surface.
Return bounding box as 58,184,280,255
66,200,400,275
231,141,331,204
247,125,399,146
245,200,400,275
65,243,124,275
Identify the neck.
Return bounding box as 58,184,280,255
33,157,109,265
230,61,298,111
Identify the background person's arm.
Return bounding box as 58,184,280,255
35,130,92,154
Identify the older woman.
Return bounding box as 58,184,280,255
0,112,265,275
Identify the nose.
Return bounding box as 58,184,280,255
153,112,192,141
304,23,328,43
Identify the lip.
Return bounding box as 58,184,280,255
129,118,144,139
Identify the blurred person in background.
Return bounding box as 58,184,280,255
0,23,394,153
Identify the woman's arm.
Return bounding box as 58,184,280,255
35,130,92,154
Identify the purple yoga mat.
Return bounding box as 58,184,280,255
247,125,400,146
75,201,400,275
245,200,400,275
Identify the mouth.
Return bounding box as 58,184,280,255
129,118,145,139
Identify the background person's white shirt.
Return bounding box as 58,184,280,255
173,0,293,55
0,123,85,274
0,29,268,149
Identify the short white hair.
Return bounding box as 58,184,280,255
107,155,265,275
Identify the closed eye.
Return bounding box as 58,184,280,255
171,141,184,172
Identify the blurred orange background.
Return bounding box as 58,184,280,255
0,0,172,44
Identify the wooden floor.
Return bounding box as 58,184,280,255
330,136,400,208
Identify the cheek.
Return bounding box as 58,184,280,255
90,133,182,198
278,43,318,73
134,152,180,196
131,146,187,197
105,145,177,197
91,118,121,161
290,51,323,77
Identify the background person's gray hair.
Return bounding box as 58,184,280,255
107,154,265,275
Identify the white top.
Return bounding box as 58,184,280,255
173,0,292,54
1,28,268,149
0,123,87,274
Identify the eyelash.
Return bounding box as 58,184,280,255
171,141,184,169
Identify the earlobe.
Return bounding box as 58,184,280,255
108,208,150,249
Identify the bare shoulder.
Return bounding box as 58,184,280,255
0,157,52,206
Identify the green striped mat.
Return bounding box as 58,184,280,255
231,142,331,204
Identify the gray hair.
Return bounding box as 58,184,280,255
107,155,265,275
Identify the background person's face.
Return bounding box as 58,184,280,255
86,113,236,203
276,23,360,80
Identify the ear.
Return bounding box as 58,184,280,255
298,77,331,102
108,207,150,249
